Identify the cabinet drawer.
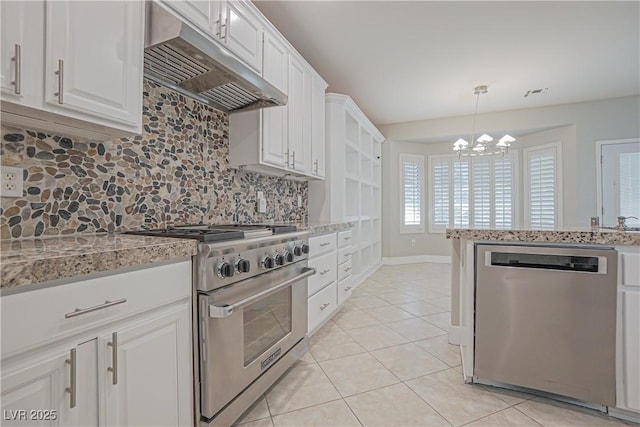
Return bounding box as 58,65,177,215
338,259,353,282
338,246,352,265
337,277,354,306
308,251,337,296
621,251,640,287
338,230,353,248
1,261,191,358
309,233,337,257
307,282,337,334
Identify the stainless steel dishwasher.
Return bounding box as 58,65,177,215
474,244,617,407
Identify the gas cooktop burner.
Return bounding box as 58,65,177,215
125,224,298,242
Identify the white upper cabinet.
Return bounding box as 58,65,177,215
0,1,43,107
0,0,144,140
165,1,213,34
44,1,144,129
311,74,328,178
288,56,310,174
221,1,263,72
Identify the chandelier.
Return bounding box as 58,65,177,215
453,85,515,157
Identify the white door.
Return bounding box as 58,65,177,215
1,346,78,426
221,1,263,72
600,140,640,227
261,33,289,169
44,0,144,128
311,75,327,178
620,288,640,412
101,303,192,427
288,56,307,172
0,1,43,106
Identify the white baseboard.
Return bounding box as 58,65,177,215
448,326,461,345
382,255,451,265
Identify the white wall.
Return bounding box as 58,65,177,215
380,95,640,259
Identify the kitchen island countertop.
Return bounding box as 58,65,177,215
446,228,640,246
1,234,198,290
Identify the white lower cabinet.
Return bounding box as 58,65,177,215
1,261,193,427
307,282,337,334
614,246,640,418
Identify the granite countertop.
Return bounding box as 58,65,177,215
306,221,356,234
1,234,198,290
446,228,640,246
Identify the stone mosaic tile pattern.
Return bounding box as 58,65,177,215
0,234,197,290
446,228,640,246
0,79,307,239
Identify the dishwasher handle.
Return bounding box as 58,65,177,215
488,251,607,273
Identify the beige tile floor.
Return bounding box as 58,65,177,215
234,263,635,427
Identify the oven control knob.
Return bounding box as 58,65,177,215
261,256,274,269
301,244,310,254
293,246,303,256
274,253,285,266
236,259,251,273
284,251,294,263
216,261,234,278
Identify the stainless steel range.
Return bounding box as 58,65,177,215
127,225,314,426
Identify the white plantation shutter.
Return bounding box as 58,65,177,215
526,144,560,230
494,158,513,229
619,152,640,226
472,159,491,229
431,158,450,231
452,159,469,228
400,154,425,233
429,153,516,232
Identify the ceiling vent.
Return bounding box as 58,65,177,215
524,88,549,97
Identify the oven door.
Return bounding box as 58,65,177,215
198,263,314,420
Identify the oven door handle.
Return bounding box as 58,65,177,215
208,267,316,318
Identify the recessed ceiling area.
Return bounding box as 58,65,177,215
253,1,640,126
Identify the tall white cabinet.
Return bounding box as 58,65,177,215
309,93,384,286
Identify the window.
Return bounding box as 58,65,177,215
429,154,516,232
400,153,425,233
524,142,562,230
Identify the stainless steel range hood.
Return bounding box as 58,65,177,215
143,2,287,113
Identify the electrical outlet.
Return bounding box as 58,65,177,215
1,166,23,198
411,239,416,247
297,195,302,206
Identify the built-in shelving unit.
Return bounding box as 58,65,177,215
309,93,385,286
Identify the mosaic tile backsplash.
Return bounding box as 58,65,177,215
0,80,307,239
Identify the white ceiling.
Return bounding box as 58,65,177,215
253,1,640,126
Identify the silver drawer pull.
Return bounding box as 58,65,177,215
320,302,330,311
344,267,352,272
319,269,330,275
65,349,76,408
107,332,118,385
12,44,21,95
343,237,351,240
344,286,352,292
54,59,64,104
64,298,127,318
320,242,330,247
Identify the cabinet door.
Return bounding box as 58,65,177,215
621,288,640,411
0,1,43,106
288,56,308,173
1,346,77,426
311,75,327,178
261,33,289,168
164,0,213,35
44,0,143,129
221,1,263,72
101,302,192,427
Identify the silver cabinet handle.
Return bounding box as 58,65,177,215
64,298,127,318
314,160,319,175
320,302,330,311
291,151,296,170
12,44,21,95
107,332,118,385
65,349,76,408
343,237,351,241
209,267,316,318
320,242,330,247
344,267,352,272
284,149,290,167
319,269,330,275
344,286,352,292
54,59,64,104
